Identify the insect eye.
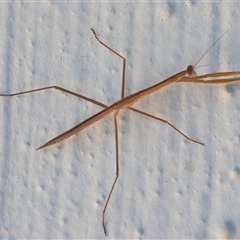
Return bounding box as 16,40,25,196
187,65,194,75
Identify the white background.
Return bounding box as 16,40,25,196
0,2,240,239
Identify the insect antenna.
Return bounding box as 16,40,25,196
193,30,229,69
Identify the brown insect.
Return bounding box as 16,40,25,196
1,29,240,236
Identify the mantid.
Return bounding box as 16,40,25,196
1,29,240,236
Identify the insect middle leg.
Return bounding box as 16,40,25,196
128,107,204,146
91,28,126,99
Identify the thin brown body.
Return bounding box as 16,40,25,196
36,68,240,151
37,70,188,150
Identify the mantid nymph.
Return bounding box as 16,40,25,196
1,29,240,236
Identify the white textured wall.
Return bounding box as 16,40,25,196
0,2,240,239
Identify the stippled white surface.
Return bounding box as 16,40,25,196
0,2,240,239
